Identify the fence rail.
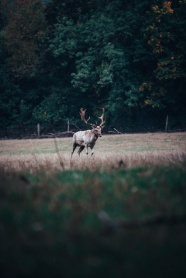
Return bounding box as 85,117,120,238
0,122,186,140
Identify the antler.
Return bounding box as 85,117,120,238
80,108,90,125
80,108,105,128
98,108,105,127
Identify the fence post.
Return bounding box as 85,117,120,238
165,115,169,132
67,120,69,133
37,123,40,137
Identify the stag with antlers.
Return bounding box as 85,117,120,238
71,108,105,158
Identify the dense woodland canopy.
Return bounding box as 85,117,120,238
0,0,186,137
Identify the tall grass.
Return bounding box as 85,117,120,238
0,133,186,172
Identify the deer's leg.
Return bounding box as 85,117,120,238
90,142,96,157
71,144,77,159
85,144,89,156
78,146,85,156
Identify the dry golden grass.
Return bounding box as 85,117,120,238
0,132,186,172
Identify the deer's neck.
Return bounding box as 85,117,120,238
89,131,98,141
83,130,97,144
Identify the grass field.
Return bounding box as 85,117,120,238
0,132,186,278
0,132,186,171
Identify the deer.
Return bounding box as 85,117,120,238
71,108,105,158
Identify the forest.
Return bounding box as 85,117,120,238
0,0,186,137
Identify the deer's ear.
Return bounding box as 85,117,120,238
101,125,105,129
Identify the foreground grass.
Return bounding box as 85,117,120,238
1,164,186,278
0,133,186,277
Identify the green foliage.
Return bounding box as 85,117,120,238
3,0,47,78
32,92,68,126
0,0,186,134
0,30,22,127
49,4,148,114
141,0,186,108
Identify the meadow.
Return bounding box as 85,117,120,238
0,132,186,171
0,132,186,278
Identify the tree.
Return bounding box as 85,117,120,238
141,0,186,110
3,0,47,78
0,0,185,135
48,3,143,112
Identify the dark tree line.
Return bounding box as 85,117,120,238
0,0,186,137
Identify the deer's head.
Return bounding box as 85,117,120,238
80,108,105,137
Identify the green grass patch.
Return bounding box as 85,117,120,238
0,166,186,277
